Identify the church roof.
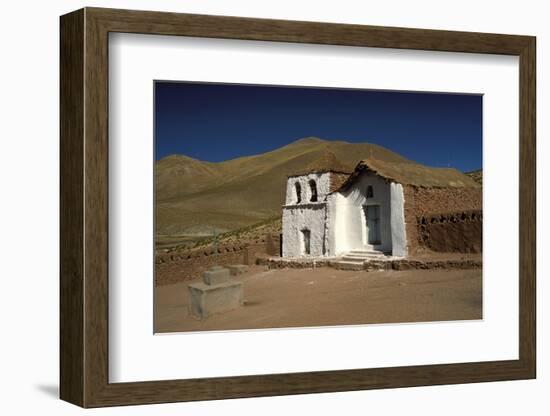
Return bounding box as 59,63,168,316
338,158,481,189
289,151,353,177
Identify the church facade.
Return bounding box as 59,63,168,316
281,151,481,258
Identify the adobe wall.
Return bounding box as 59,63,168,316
155,233,281,286
403,185,482,253
402,186,420,253
417,210,482,253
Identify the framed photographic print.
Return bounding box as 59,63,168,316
60,7,536,408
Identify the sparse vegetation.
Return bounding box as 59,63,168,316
158,216,282,253
465,169,483,185
155,137,415,238
155,138,481,251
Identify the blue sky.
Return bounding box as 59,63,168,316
154,81,482,172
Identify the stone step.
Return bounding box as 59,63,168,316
342,254,384,261
348,250,385,256
331,260,365,271
337,259,364,264
341,256,368,262
331,249,388,271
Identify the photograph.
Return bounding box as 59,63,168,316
50,4,539,409
153,81,483,333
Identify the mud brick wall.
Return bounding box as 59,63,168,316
403,185,482,253
417,210,482,253
155,233,281,285
329,172,352,193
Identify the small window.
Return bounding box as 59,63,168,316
301,229,311,255
309,179,318,202
294,182,302,204
366,185,374,198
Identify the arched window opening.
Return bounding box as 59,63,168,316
294,182,302,204
366,185,374,198
309,179,318,202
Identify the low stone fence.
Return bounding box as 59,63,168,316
155,234,280,286
416,210,482,253
373,258,482,271
264,257,482,272
262,258,331,269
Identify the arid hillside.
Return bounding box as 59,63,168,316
465,169,483,185
155,136,477,240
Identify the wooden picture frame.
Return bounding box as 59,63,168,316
60,7,536,408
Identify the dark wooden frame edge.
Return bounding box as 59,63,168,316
60,7,536,408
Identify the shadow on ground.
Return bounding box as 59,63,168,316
35,384,58,399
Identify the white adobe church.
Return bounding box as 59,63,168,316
281,151,408,258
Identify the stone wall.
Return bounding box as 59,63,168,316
416,210,482,253
155,233,281,286
403,185,482,253
264,256,482,271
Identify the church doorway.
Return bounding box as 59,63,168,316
363,204,381,246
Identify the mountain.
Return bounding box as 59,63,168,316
155,137,417,236
465,169,483,185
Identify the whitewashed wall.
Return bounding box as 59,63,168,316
285,172,331,205
390,182,408,257
326,192,350,255
282,204,327,257
283,171,407,257
331,171,395,255
282,172,331,257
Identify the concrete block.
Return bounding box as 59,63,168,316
188,281,243,319
227,264,248,276
202,267,231,285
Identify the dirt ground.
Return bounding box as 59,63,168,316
154,265,482,333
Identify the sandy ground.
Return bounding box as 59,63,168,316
154,265,482,333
